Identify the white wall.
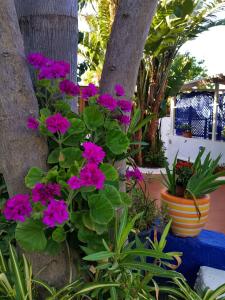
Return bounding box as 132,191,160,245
161,117,225,165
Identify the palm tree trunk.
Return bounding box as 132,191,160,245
0,0,48,197
100,0,158,190
15,0,78,111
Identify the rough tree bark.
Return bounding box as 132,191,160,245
15,0,78,110
100,0,158,186
0,0,48,197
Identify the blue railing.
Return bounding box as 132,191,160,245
175,91,225,141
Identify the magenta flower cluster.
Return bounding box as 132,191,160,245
81,83,98,100
97,94,117,111
4,194,32,222
116,115,131,125
27,53,70,80
82,142,106,164
126,168,143,182
3,182,69,228
43,199,69,228
32,183,61,205
46,113,71,135
59,79,80,97
27,117,39,130
68,142,106,190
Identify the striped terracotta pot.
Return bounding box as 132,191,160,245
161,190,210,237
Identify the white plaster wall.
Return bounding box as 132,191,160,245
160,117,225,165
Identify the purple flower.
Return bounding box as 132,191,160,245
27,117,39,130
116,115,131,125
68,176,82,190
27,53,49,69
82,142,105,165
59,80,80,96
46,113,71,134
43,199,69,228
3,194,32,222
117,100,132,112
80,163,105,190
38,61,70,80
81,83,98,100
115,84,125,97
32,183,61,206
97,94,117,111
126,168,143,182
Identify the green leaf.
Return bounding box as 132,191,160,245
120,192,132,206
89,194,114,225
15,220,47,252
99,184,122,207
83,105,104,130
48,148,60,164
68,118,85,134
39,108,51,121
83,251,115,261
75,283,120,296
106,130,129,155
60,147,83,168
52,227,66,243
9,245,26,299
120,262,183,279
100,164,118,181
25,167,45,188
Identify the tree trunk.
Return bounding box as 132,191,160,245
0,0,48,197
15,0,78,111
100,0,158,189
100,0,157,98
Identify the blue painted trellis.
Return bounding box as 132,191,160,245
175,91,214,139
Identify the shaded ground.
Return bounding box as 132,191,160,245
144,175,225,234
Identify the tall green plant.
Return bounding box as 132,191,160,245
82,209,182,299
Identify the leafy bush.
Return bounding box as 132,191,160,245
128,183,169,232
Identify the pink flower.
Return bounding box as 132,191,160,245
81,83,98,100
32,183,61,205
43,199,69,228
27,117,39,130
38,61,70,80
116,115,131,125
3,194,32,222
80,163,105,190
97,94,117,111
68,163,105,190
117,100,132,112
46,113,70,134
59,80,80,96
126,168,143,182
68,176,82,190
115,84,125,97
82,142,105,165
27,53,49,69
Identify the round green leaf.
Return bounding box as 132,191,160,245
15,220,47,252
100,164,118,181
60,147,83,168
83,105,104,130
25,167,45,188
100,184,122,207
106,130,129,154
89,194,114,225
120,192,132,206
52,227,66,243
48,148,60,164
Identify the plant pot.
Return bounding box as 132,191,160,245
161,190,210,237
182,131,192,138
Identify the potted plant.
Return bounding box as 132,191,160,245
180,124,192,138
161,149,225,237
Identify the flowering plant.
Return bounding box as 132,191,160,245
2,54,143,253
163,149,225,199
